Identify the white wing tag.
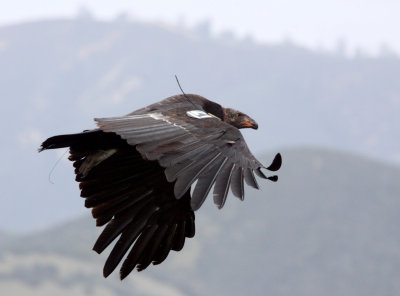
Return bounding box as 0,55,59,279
186,110,213,119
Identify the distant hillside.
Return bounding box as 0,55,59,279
1,148,399,296
1,18,399,158
0,17,399,232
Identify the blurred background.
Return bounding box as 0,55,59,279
1,1,399,295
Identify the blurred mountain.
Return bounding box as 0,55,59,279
1,148,399,296
1,17,399,157
0,18,398,233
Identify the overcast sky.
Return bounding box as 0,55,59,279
1,0,399,56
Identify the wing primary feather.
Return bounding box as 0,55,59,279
174,152,222,199
136,224,169,272
102,205,159,278
153,224,178,265
213,162,235,209
93,196,154,254
96,215,113,227
266,153,282,171
267,175,278,182
255,168,279,182
230,166,244,200
191,156,228,211
171,221,186,251
243,168,259,189
93,216,133,254
255,168,268,179
119,224,159,279
185,214,196,238
164,147,212,182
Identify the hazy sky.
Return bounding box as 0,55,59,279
1,0,399,56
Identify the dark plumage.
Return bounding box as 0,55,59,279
39,94,282,279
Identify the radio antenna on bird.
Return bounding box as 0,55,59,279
175,75,197,109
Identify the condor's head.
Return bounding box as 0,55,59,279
223,108,258,130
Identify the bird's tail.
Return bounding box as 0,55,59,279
38,129,123,152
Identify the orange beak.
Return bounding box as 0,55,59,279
241,117,258,129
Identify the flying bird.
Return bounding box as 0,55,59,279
39,94,282,279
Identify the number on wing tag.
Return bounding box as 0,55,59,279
186,110,213,119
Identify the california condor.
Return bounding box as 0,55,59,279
39,94,282,279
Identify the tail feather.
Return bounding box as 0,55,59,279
38,129,123,152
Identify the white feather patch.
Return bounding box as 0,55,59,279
79,149,117,177
186,110,213,119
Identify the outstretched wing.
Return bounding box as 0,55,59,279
70,137,195,279
96,103,281,211
40,130,195,279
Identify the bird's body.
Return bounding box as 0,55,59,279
40,94,281,279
